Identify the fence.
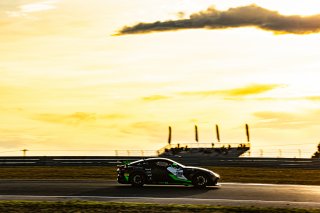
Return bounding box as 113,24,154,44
0,150,158,157
0,156,318,168
0,143,317,158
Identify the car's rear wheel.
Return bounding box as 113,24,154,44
130,173,145,187
192,174,208,188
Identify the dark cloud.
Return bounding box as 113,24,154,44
116,4,320,35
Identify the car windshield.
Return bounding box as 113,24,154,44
168,159,185,168
128,158,185,167
127,159,144,165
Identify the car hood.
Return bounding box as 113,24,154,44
183,166,220,178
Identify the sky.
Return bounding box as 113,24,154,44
1,0,320,157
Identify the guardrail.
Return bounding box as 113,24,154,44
0,156,318,168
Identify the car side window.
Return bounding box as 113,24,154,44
155,161,170,167
130,160,148,167
142,161,149,166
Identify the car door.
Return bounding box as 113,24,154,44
149,160,171,183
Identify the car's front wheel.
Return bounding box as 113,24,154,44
130,173,145,187
192,174,208,188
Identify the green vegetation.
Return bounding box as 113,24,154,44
0,201,318,213
0,166,319,185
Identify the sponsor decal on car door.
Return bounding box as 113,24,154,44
167,166,188,181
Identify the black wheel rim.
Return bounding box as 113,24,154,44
196,176,206,186
133,175,142,184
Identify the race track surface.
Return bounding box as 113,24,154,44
0,180,319,208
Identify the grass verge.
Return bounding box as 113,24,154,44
0,166,319,185
209,167,320,185
0,201,319,213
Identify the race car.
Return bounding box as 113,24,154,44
117,157,220,188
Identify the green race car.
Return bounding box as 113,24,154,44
117,157,220,188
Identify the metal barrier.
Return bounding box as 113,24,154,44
0,156,318,168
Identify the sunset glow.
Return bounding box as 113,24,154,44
1,0,320,157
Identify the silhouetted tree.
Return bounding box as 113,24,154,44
311,142,320,158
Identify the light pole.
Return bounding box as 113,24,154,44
21,149,28,157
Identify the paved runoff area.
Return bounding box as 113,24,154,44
0,180,319,209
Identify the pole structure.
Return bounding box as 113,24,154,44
216,124,220,142
245,123,250,143
195,125,199,142
168,126,172,145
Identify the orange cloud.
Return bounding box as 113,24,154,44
100,114,130,119
305,96,320,101
142,95,170,101
33,112,129,126
128,121,165,137
0,84,32,100
250,96,320,101
180,84,282,97
227,84,283,96
253,110,320,129
34,112,96,125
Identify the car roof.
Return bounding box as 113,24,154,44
145,157,173,161
128,157,177,165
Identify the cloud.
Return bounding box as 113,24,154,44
142,95,170,101
224,84,283,96
0,1,88,41
3,0,60,17
253,110,320,129
19,0,59,14
0,84,31,100
251,96,320,101
179,84,282,97
34,112,96,125
33,112,129,126
116,4,320,35
128,121,164,136
305,96,320,101
0,125,54,149
100,114,130,119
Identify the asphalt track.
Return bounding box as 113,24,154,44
0,180,319,209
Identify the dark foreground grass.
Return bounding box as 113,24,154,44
0,166,319,185
0,201,319,213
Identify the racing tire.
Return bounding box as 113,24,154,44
130,173,145,187
192,173,208,188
